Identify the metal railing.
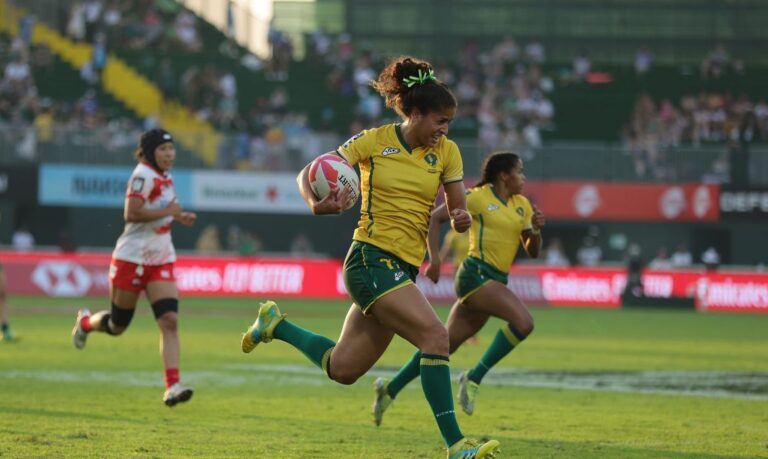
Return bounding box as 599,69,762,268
3,122,767,184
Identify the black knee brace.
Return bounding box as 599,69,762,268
111,303,135,328
99,314,116,335
99,303,134,335
151,298,178,319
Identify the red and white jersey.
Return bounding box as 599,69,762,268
112,162,177,265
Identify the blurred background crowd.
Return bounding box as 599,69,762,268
1,0,766,271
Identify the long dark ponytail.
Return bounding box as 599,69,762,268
476,152,521,186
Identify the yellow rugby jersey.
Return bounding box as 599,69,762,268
444,229,470,269
466,184,533,273
337,124,464,267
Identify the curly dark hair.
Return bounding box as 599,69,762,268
371,56,457,119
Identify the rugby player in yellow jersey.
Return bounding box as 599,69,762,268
440,229,470,272
438,228,479,347
239,56,500,459
373,152,545,422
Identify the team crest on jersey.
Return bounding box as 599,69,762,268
131,177,145,193
382,147,400,156
424,152,438,167
487,203,500,212
516,207,525,216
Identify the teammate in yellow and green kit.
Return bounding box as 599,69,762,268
438,228,480,345
440,228,470,272
373,152,545,421
240,56,500,459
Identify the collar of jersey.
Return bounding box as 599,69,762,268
394,123,413,154
140,160,168,176
489,184,508,206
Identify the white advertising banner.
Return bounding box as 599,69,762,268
190,171,310,213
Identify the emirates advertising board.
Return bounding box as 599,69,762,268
2,251,766,313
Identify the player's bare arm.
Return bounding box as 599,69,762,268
426,203,451,283
296,163,351,215
175,211,197,227
522,204,545,258
443,181,471,233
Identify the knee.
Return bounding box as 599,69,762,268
156,312,178,333
330,367,362,385
418,323,449,355
512,316,534,339
151,298,178,323
104,306,134,335
109,324,127,336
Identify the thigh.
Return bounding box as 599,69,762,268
446,300,490,353
464,281,532,330
331,304,394,377
343,241,420,315
370,283,446,349
145,281,178,303
110,286,140,310
109,259,145,293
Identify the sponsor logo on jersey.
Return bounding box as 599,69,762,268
341,132,365,150
382,147,400,156
487,203,500,211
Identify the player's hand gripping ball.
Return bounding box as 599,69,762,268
308,153,360,210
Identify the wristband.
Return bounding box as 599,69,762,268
531,228,541,235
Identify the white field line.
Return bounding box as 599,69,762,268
2,365,767,401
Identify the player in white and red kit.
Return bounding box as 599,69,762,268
71,129,197,407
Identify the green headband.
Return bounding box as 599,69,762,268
402,68,436,88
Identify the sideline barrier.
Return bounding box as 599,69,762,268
1,251,766,313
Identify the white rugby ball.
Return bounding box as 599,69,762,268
308,153,360,210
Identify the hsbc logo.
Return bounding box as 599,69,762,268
32,262,92,297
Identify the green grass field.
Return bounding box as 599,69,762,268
1,296,767,458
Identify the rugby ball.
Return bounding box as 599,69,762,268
308,153,360,210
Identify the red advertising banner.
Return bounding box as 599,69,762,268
1,251,765,313
0,251,344,299
521,182,720,221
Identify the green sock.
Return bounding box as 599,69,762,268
272,320,336,371
420,353,463,447
387,350,421,398
468,323,526,384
